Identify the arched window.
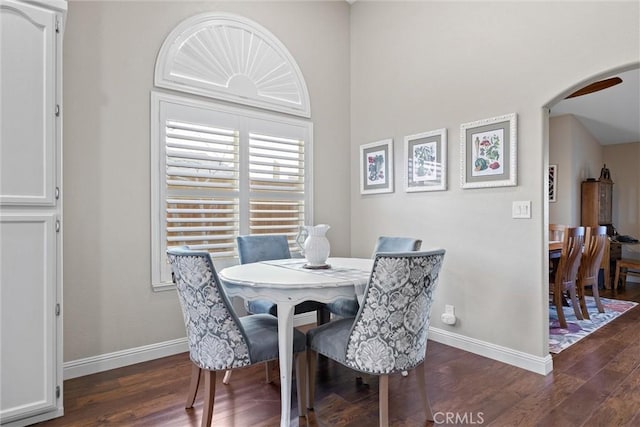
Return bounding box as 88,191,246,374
151,13,312,290
155,12,310,117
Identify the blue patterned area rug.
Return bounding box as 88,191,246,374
549,296,638,354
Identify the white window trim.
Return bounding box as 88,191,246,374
150,91,313,291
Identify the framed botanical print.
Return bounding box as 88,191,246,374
460,113,517,189
360,139,394,194
404,128,447,192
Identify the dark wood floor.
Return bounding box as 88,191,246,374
36,283,640,427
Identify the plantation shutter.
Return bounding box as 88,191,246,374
153,94,312,288
248,132,306,249
165,119,239,257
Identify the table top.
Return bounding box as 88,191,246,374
219,257,373,289
549,240,563,251
219,257,374,306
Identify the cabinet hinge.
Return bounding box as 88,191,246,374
55,187,60,200
56,385,60,399
55,220,61,233
55,18,60,33
56,303,61,316
55,104,60,117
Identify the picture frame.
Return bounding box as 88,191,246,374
460,113,517,189
360,138,394,194
404,128,447,192
549,164,557,202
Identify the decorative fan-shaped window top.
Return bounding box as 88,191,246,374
155,13,310,117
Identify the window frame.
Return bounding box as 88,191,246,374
151,91,313,291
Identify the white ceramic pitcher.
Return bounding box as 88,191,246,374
296,224,331,266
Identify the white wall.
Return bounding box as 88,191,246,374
604,142,640,238
62,0,639,371
549,115,574,225
63,1,351,361
549,119,639,242
350,1,639,358
549,114,603,226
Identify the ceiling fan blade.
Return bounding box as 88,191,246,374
565,77,623,99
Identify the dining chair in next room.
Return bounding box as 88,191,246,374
550,226,585,329
577,226,607,319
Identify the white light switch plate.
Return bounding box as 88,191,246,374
512,201,531,219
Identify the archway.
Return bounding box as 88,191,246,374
543,62,640,356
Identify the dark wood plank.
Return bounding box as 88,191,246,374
33,282,640,427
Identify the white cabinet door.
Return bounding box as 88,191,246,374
0,0,64,425
0,0,56,206
0,214,58,424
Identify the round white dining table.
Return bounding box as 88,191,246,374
218,257,373,427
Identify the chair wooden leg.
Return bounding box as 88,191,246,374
620,268,628,289
577,281,590,320
579,295,590,319
201,370,216,427
379,375,389,427
415,363,433,422
307,350,317,410
591,281,605,313
554,287,567,329
265,360,276,383
222,370,232,385
295,352,307,418
613,263,621,291
186,364,201,409
568,287,583,320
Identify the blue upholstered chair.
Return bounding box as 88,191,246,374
325,236,422,317
237,235,330,325
306,250,445,427
167,246,307,426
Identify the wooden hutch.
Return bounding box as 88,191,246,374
581,177,620,288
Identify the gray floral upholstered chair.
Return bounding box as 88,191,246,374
237,234,330,325
325,236,423,318
167,246,307,427
306,250,445,427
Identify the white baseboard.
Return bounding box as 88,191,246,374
64,313,317,380
1,408,64,427
63,338,189,380
64,322,552,381
428,326,553,375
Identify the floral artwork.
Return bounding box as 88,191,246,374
360,139,393,194
471,129,504,177
404,129,447,192
460,113,516,189
367,150,387,186
412,142,437,182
